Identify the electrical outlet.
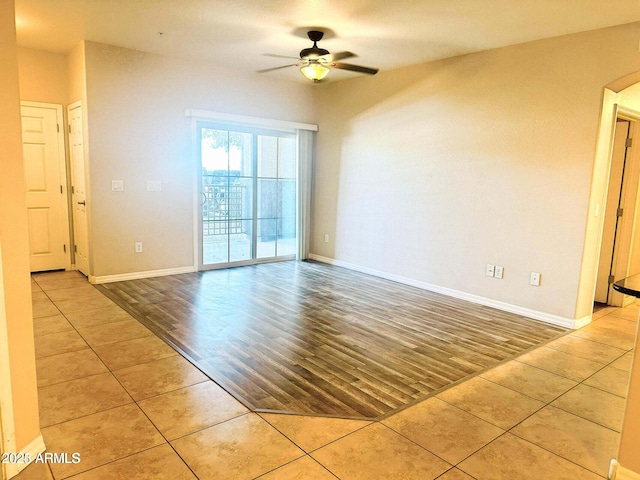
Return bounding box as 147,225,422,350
486,264,495,277
112,180,124,192
324,233,330,243
530,272,541,286
147,180,162,191
135,242,143,253
494,266,504,279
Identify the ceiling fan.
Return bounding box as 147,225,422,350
258,30,379,82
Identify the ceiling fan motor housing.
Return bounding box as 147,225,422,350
300,30,330,59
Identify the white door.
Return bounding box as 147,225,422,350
20,102,70,272
68,102,90,276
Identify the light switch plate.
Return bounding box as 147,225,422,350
112,180,124,192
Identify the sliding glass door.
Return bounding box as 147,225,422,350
199,125,297,269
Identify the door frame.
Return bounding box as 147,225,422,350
595,117,639,306
582,90,640,320
20,101,72,272
187,109,317,271
608,114,640,306
67,100,90,276
196,123,298,270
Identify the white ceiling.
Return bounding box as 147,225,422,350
14,0,640,83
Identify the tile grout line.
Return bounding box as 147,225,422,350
36,275,308,478
29,273,635,479
380,324,635,478
32,274,201,479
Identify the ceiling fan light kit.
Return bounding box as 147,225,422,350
260,29,379,82
300,61,330,82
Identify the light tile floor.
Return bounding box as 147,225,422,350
15,270,636,479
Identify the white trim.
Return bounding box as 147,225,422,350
610,459,640,480
89,266,196,284
185,109,318,132
309,254,580,329
4,435,46,479
572,314,593,329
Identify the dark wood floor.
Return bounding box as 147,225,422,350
96,260,567,419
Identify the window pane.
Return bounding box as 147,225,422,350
277,218,296,256
229,177,253,220
203,221,228,265
278,179,296,219
230,219,252,262
257,219,276,258
229,131,253,177
203,177,229,223
202,129,229,174
258,179,277,219
258,136,278,178
278,137,296,179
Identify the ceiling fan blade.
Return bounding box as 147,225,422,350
330,62,379,75
257,64,299,73
262,53,301,60
322,51,356,62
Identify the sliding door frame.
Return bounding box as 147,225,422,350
187,110,317,272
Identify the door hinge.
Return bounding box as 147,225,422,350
74,245,77,253
72,186,75,194
617,207,624,217
68,124,71,134
57,123,60,133
60,185,63,194
626,137,633,148
63,244,66,253
608,274,615,284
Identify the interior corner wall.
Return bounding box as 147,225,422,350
82,41,315,278
311,22,640,321
0,0,42,453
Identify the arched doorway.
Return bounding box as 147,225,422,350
576,78,640,320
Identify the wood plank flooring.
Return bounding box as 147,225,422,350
96,260,567,419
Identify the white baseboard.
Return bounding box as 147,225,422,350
308,254,581,329
5,434,46,479
610,459,640,480
89,266,196,284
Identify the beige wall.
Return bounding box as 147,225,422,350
17,47,69,105
0,0,41,452
82,42,315,277
311,22,640,322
